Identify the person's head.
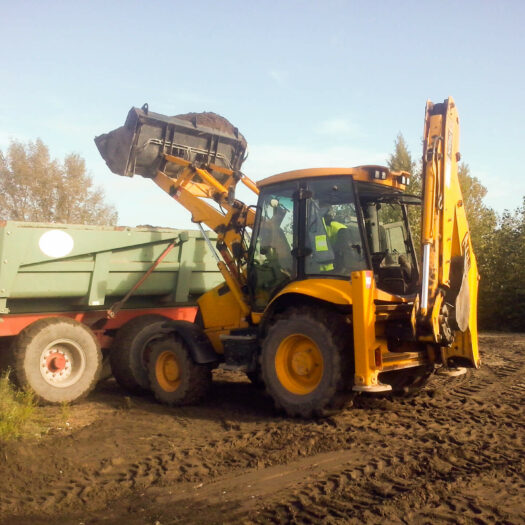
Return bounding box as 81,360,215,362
323,208,335,225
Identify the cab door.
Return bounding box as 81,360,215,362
248,182,297,311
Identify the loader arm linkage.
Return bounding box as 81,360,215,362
152,155,259,316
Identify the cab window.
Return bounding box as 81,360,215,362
304,177,367,277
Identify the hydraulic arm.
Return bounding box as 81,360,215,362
95,106,259,315
419,97,480,368
152,155,259,316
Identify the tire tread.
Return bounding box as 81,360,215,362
148,336,211,406
110,314,170,392
261,306,353,418
13,317,101,404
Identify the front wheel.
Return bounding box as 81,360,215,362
148,336,211,406
260,307,352,418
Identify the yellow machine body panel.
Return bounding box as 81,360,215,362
445,250,480,368
258,165,409,191
266,278,411,310
270,279,354,306
197,283,249,353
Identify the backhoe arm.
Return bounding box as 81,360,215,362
419,97,480,368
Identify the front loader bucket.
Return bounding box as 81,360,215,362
94,105,247,182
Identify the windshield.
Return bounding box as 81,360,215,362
357,182,419,294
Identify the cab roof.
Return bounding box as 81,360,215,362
257,165,409,191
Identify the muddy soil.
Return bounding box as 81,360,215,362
0,334,523,525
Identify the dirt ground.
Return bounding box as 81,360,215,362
0,333,523,525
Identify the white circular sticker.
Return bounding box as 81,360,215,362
38,230,75,258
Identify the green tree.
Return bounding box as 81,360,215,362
387,133,418,175
477,200,525,331
0,139,117,225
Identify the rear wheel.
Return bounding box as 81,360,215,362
110,314,170,392
148,336,211,406
13,317,102,404
261,307,352,417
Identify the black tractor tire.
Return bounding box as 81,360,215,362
110,314,171,393
13,317,102,404
260,307,352,418
148,335,211,406
0,337,15,372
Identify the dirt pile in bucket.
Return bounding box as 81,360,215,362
175,112,247,150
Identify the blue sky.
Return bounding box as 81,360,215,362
1,0,523,228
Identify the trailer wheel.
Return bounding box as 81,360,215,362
148,336,211,406
13,317,102,404
110,314,171,392
261,307,352,418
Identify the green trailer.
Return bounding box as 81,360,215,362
0,221,223,403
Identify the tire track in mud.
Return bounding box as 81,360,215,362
0,414,359,517
160,335,525,524
249,453,524,525
1,335,524,524
116,402,524,525
240,336,525,525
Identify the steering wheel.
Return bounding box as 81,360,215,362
372,250,388,267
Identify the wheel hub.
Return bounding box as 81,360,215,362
39,339,86,388
290,348,316,376
156,351,181,392
275,334,324,395
46,352,67,373
41,348,73,383
163,357,180,382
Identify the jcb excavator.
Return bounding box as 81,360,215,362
95,97,479,417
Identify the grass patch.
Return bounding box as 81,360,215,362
0,369,38,442
60,401,71,424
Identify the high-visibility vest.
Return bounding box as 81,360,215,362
325,221,346,245
318,220,347,272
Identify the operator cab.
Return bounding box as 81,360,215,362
248,167,420,310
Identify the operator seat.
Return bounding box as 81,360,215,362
333,225,364,274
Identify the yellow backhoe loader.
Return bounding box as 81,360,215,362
95,98,479,417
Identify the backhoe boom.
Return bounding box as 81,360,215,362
419,97,480,367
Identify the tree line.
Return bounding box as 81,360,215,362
1,138,522,331
0,139,117,226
